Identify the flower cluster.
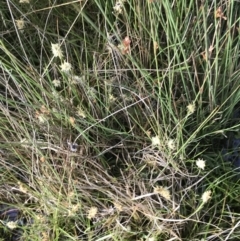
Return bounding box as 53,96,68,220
113,0,126,15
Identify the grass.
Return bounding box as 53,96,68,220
1,0,240,240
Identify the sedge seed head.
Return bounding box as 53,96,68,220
202,190,212,203
196,158,206,170
60,61,72,73
51,43,63,59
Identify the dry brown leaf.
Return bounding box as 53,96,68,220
215,7,227,20
122,36,131,54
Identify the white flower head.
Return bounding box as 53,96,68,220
201,190,212,203
113,1,125,14
151,135,160,146
15,18,25,30
167,138,175,150
60,61,72,73
6,221,18,230
187,102,196,115
19,0,30,3
52,79,61,87
87,207,98,219
196,158,206,170
51,43,63,59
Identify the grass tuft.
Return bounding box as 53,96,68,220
0,0,240,240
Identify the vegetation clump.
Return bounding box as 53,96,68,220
0,0,240,240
